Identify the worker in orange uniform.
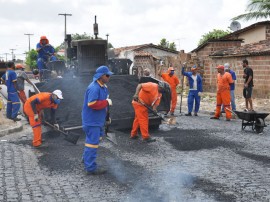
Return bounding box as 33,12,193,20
210,65,234,121
24,90,63,147
131,82,164,143
158,67,180,116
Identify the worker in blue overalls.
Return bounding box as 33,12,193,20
82,66,113,175
182,65,203,116
1,61,21,121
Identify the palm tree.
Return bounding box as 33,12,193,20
233,0,270,21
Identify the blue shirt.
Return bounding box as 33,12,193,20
1,70,17,93
181,68,203,92
82,80,109,127
36,43,55,60
228,69,237,90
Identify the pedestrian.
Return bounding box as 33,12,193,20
36,36,57,81
24,90,63,148
158,66,180,116
130,82,164,142
221,63,237,113
138,68,153,83
242,59,254,111
15,64,35,105
0,61,21,121
210,65,234,121
181,65,203,116
82,65,113,175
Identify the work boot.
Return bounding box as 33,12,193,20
194,113,198,116
86,168,107,175
130,135,139,140
210,116,219,120
226,118,231,121
33,142,49,149
12,117,21,122
143,137,156,143
185,113,192,116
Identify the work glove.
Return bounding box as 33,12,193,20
106,117,111,125
53,123,60,130
34,114,39,122
198,92,203,97
106,98,112,106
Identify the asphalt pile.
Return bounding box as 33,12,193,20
37,75,139,128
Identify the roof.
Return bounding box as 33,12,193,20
210,40,270,57
191,21,270,53
221,20,270,40
114,43,179,56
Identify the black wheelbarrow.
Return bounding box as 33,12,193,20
226,108,269,133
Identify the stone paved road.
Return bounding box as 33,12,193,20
0,113,270,202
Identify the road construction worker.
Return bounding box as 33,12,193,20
130,82,163,143
158,66,180,116
210,65,233,121
0,61,21,121
182,65,203,116
36,36,57,80
24,90,63,147
15,63,34,105
82,65,113,175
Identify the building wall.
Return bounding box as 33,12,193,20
238,26,266,45
141,47,178,57
133,56,156,77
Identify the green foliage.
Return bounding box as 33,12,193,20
25,49,37,70
233,0,270,21
158,38,177,51
72,32,93,40
198,29,231,46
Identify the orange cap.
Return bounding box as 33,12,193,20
216,65,224,70
40,36,49,44
15,64,24,69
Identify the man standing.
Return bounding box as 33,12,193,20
131,82,163,142
221,63,237,112
182,65,203,116
15,64,34,105
24,90,63,148
242,59,254,111
1,61,21,121
82,66,113,175
36,36,57,80
158,67,180,116
210,65,234,121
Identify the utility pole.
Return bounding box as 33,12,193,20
3,53,9,61
24,33,34,52
58,13,72,62
10,49,16,61
106,34,109,46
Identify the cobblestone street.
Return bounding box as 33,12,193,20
0,110,270,201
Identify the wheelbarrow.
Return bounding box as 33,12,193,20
226,108,269,133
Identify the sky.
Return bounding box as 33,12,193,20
0,0,262,61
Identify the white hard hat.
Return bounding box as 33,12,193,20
52,90,64,99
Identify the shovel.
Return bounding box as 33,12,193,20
137,99,165,121
44,120,80,145
105,106,117,145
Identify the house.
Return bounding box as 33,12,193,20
190,21,270,98
113,43,179,78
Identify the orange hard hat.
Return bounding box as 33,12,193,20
40,36,49,44
15,64,24,69
168,67,174,71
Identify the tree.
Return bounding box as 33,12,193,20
25,49,37,70
158,38,177,51
233,0,270,21
198,29,231,46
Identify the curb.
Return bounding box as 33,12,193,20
0,121,23,137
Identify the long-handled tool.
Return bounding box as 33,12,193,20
44,120,80,144
179,63,186,115
105,105,117,145
137,99,165,121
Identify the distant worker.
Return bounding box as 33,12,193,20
242,59,254,111
15,64,34,105
24,90,63,148
210,65,233,121
221,63,237,113
36,36,57,80
131,82,163,143
158,67,180,116
0,61,21,121
138,68,152,83
82,66,113,175
181,65,203,116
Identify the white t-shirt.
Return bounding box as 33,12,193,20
191,75,197,90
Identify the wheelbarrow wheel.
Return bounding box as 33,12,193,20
255,118,264,133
